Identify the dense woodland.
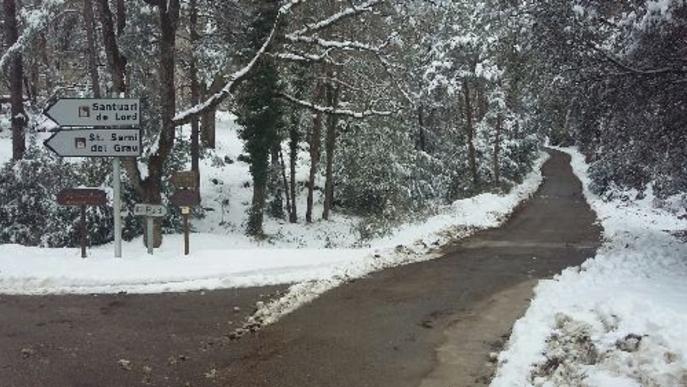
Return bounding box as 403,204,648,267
0,0,684,247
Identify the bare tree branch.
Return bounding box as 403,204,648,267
289,0,382,37
172,0,305,126
280,92,393,118
590,43,682,76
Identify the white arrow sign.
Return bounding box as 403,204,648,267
44,98,140,127
44,128,141,157
134,204,167,217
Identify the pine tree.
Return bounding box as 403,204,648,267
236,4,283,237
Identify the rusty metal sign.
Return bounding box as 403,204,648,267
171,171,199,189
170,190,200,207
57,189,108,206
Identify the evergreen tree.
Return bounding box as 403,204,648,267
236,4,283,237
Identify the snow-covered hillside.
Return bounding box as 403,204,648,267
192,113,361,248
492,147,687,387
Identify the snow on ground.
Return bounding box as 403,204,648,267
0,112,548,299
0,151,548,295
0,238,367,294
492,147,687,387
0,116,549,295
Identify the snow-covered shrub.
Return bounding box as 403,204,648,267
0,137,196,247
0,145,115,247
335,121,419,218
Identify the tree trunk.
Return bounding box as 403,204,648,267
4,0,26,161
322,83,339,220
140,1,180,247
115,0,126,36
200,76,222,148
417,105,426,152
463,79,478,186
306,82,325,223
97,0,126,93
247,180,266,237
288,122,299,223
29,58,39,104
200,107,216,148
476,82,489,122
189,0,200,188
268,143,284,219
38,32,53,93
83,0,101,98
494,114,502,185
279,150,292,218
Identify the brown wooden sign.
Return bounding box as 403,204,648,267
56,188,107,259
57,189,107,206
170,190,200,207
171,171,199,189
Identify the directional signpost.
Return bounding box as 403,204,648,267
44,128,141,157
134,204,167,255
57,189,107,258
44,98,140,127
44,97,142,258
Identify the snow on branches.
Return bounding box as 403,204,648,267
0,0,66,72
173,0,395,125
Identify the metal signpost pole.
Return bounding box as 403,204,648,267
112,91,122,258
80,205,87,259
113,157,122,258
147,217,154,255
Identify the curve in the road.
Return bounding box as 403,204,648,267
216,149,602,387
0,150,601,387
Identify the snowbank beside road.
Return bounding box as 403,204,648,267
492,148,687,387
0,151,549,295
0,238,368,294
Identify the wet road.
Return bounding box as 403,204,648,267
0,150,601,387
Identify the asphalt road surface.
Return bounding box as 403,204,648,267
0,149,601,387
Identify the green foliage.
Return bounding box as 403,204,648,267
336,120,422,217
236,63,282,187
235,5,284,235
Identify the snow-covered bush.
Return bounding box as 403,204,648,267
335,121,420,218
0,132,195,247
0,145,114,247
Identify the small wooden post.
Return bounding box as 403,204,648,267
80,205,87,258
182,209,190,255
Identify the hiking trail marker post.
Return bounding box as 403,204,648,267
44,97,141,258
134,204,167,255
170,171,200,256
57,189,107,258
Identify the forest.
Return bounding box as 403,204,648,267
1,0,685,248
